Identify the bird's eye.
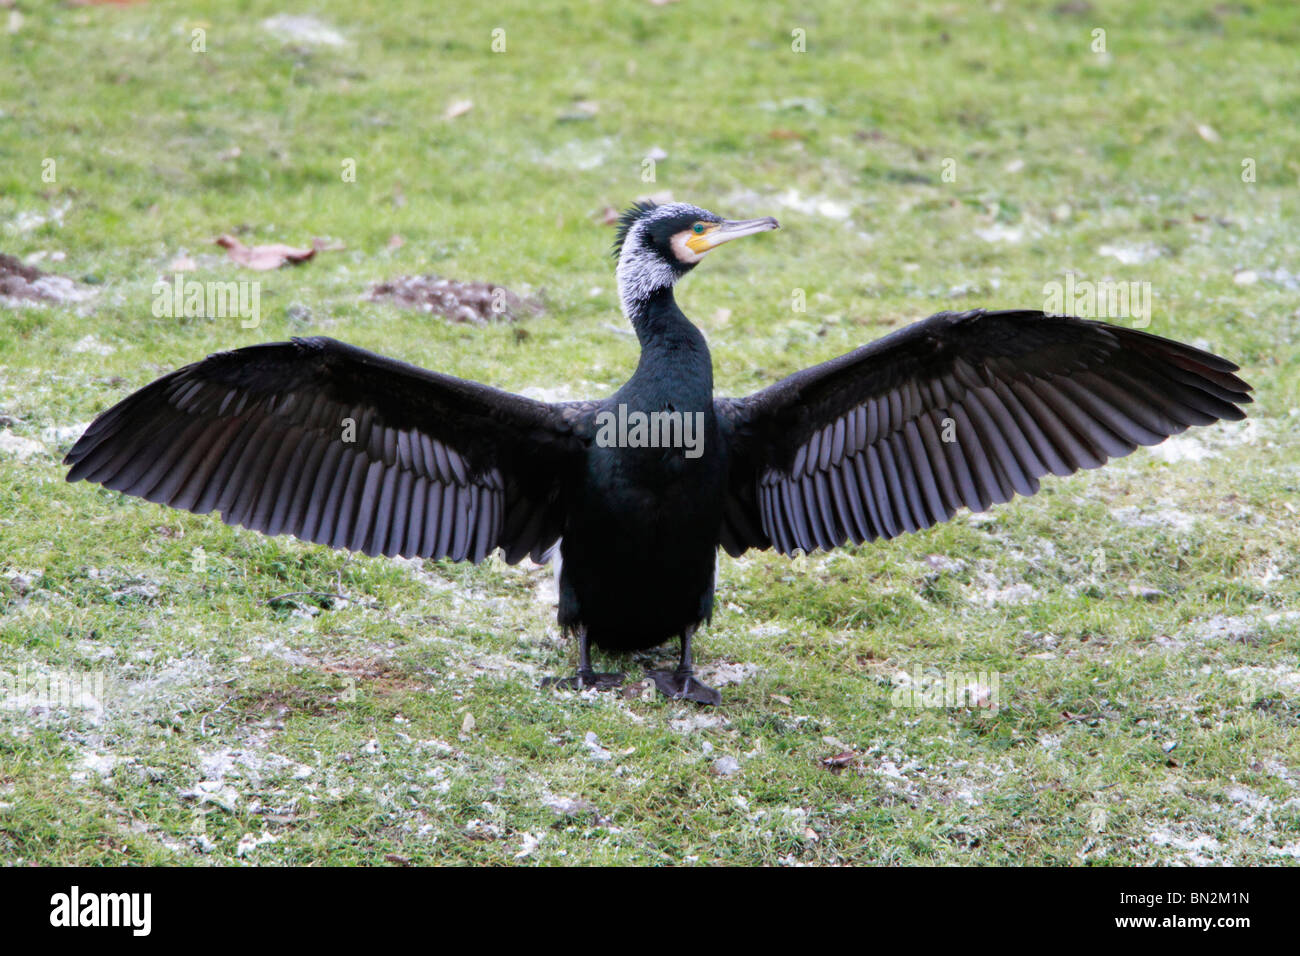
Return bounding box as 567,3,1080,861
692,223,705,234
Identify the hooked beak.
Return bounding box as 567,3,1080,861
686,216,780,254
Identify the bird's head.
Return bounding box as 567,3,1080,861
613,201,779,317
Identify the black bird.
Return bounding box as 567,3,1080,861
65,201,1253,705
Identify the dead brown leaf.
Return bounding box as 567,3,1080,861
821,751,858,772
444,99,473,119
215,235,316,270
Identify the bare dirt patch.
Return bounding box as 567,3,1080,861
322,658,431,697
367,275,544,324
0,253,92,305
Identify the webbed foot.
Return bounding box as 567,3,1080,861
645,668,722,706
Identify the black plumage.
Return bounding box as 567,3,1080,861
65,201,1253,704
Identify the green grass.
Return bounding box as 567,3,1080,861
2,0,1298,865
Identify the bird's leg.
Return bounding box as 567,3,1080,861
543,625,624,692
646,626,721,706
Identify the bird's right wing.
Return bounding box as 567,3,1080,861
716,310,1253,556
65,336,587,563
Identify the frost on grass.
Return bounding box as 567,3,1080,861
1145,419,1261,465
722,186,852,221
1097,242,1164,265
1109,504,1198,533
699,661,759,687
1148,827,1223,866
771,189,851,220
3,201,70,235
0,428,46,460
261,14,346,47
532,136,615,171
69,334,114,356
974,223,1025,244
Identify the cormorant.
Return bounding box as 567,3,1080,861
65,201,1253,705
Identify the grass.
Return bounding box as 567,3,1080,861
1,0,1298,865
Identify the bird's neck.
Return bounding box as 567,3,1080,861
623,286,714,400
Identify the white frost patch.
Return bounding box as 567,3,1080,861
236,831,279,857
1148,433,1211,463
583,731,611,761
69,334,114,356
41,421,90,446
533,570,558,608
1110,505,1198,533
0,429,46,460
390,556,455,592
974,223,1023,244
668,712,729,734
514,832,541,859
184,734,313,814
33,274,94,304
1257,267,1300,291
712,755,741,776
1149,827,1221,865
1226,664,1300,694
4,201,70,235
1147,420,1259,465
1225,785,1270,811
875,759,910,781
1,273,96,307
1194,614,1260,643
700,661,759,687
534,137,614,171
772,189,852,220
973,581,1037,606
75,751,124,780
1098,242,1163,265
256,639,315,668
542,793,593,817
261,14,346,46
1,678,107,726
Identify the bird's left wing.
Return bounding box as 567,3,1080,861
715,309,1252,556
65,336,587,564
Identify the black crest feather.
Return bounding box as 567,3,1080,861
612,200,659,259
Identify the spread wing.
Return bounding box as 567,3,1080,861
716,310,1253,556
66,336,587,563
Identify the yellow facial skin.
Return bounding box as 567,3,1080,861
679,216,781,261
684,222,721,255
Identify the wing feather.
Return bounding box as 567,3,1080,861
65,337,583,564
717,310,1251,555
